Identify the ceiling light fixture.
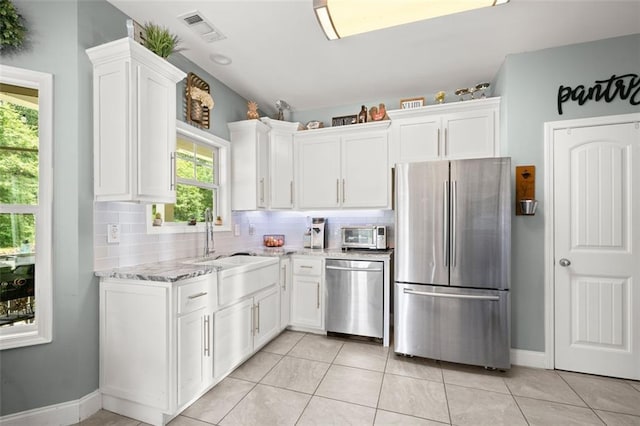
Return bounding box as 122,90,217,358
313,0,509,40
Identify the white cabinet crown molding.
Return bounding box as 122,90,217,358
260,117,303,132
386,97,501,120
294,120,391,139
86,37,186,83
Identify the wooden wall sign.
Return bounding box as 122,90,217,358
515,165,536,216
185,72,211,129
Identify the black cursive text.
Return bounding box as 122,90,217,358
557,73,640,115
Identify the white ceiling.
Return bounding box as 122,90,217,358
108,0,640,116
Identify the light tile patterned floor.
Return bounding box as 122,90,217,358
81,331,640,426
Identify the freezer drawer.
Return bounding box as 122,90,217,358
326,259,384,339
394,282,510,369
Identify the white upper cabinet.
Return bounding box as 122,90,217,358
228,119,300,211
295,121,391,210
228,120,270,210
265,119,300,209
388,97,500,164
87,38,186,203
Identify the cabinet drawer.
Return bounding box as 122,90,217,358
292,258,322,276
177,279,210,314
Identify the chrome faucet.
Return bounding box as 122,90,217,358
204,208,215,257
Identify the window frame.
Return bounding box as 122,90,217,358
0,65,53,350
146,120,231,234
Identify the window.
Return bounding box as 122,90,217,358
0,65,53,350
148,120,230,234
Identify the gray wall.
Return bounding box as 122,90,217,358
0,0,94,415
0,0,248,416
493,33,640,351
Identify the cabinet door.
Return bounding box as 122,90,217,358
93,60,130,200
177,310,208,406
213,298,253,379
443,109,496,160
279,258,291,330
136,62,176,203
256,128,270,208
254,285,280,349
297,136,341,209
270,132,294,209
342,132,390,208
291,275,323,329
100,282,170,410
393,116,441,163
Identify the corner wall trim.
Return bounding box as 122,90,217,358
0,390,101,426
510,349,547,369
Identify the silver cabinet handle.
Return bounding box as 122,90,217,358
300,265,313,269
260,178,265,203
437,128,441,157
443,181,449,267
170,152,176,190
559,258,571,267
188,291,208,299
251,304,256,336
444,128,448,156
316,282,320,309
282,264,287,290
204,315,210,356
336,179,340,204
404,288,500,301
342,179,346,203
290,181,294,205
256,302,260,334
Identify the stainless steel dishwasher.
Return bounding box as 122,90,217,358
325,259,384,339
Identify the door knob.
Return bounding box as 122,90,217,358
559,258,571,267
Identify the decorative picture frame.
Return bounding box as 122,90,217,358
185,72,211,129
331,114,357,127
400,97,425,109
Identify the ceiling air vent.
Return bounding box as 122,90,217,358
178,10,226,43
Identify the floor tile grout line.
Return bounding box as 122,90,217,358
510,393,532,426
556,369,596,410
214,380,259,426
372,347,393,425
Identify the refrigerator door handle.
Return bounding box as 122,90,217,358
403,288,500,301
443,181,449,267
452,180,457,268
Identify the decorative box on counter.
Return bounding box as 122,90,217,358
263,234,285,247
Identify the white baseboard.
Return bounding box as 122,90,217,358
511,348,547,369
0,390,101,426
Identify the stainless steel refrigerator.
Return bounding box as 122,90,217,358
394,158,511,369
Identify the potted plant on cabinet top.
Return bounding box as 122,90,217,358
142,22,180,59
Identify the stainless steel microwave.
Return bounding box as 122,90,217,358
341,226,387,250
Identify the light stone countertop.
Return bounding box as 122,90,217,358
95,247,393,282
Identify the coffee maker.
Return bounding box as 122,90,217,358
310,217,327,249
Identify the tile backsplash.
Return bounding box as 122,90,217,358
94,202,394,270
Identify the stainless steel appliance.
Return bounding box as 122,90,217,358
394,158,511,369
341,226,387,250
326,259,384,340
311,217,327,249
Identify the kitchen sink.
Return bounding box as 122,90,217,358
185,255,279,307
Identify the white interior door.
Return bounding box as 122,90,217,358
554,119,639,379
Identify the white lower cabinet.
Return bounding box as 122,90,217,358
100,274,216,426
177,308,211,407
290,257,324,331
213,298,254,379
213,284,280,379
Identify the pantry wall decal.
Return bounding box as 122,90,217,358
557,73,640,115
